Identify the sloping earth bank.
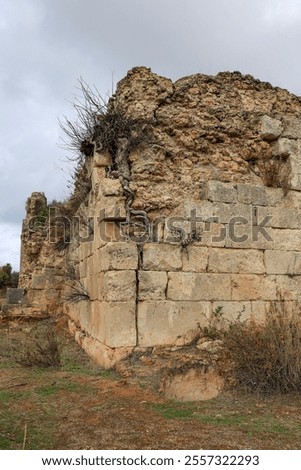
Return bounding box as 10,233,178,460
0,320,301,450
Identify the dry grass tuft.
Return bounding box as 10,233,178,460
220,300,301,394
258,156,292,195
13,322,61,368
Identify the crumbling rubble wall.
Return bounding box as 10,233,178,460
16,192,65,316
17,67,301,367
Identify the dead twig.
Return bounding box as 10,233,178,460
22,424,27,450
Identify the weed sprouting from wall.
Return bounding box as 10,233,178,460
59,78,152,163
59,78,153,229
64,266,91,304
59,78,107,162
258,156,292,195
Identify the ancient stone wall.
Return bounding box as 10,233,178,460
17,192,65,316
17,67,301,367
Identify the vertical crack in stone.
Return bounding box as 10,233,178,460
134,245,144,347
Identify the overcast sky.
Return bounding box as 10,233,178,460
1,0,301,270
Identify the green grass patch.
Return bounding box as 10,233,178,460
35,381,91,397
250,417,290,435
0,389,30,402
152,401,299,441
0,411,56,450
152,403,194,420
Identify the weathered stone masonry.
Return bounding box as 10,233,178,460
16,67,301,367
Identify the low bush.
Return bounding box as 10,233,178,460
220,301,301,394
13,322,61,368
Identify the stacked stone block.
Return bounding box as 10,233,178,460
67,175,301,367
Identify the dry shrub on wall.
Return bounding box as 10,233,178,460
59,78,151,163
64,265,91,304
13,322,61,368
221,300,301,394
58,79,152,246
258,156,292,195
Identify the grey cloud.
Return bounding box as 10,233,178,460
1,0,301,269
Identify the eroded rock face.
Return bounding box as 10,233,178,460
115,67,301,217
162,365,224,401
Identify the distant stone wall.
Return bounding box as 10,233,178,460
18,67,301,366
18,192,65,316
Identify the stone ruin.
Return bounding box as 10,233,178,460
11,67,301,377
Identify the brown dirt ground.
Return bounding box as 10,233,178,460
0,319,301,450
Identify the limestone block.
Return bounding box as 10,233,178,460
66,303,80,324
43,267,61,276
213,202,251,224
79,301,92,335
278,190,301,208
231,274,276,301
182,246,209,272
103,270,137,301
266,187,286,206
206,181,237,203
143,243,182,271
212,301,252,323
81,335,133,369
97,196,126,221
31,274,46,290
90,300,102,339
282,116,301,139
100,178,122,197
237,184,267,206
82,273,103,300
86,254,96,277
95,272,105,300
163,366,224,401
167,273,232,301
98,242,138,271
271,137,297,157
264,250,301,274
79,257,87,279
95,219,122,247
272,229,301,251
45,275,63,290
138,271,167,300
251,301,269,322
45,289,61,302
94,151,112,167
208,248,265,274
290,140,301,190
186,200,215,220
137,301,211,347
260,115,283,141
25,289,46,306
225,222,273,250
93,226,108,251
201,222,227,247
274,276,299,300
269,207,301,229
78,241,93,261
251,206,272,227
6,288,25,304
292,253,301,274
94,301,137,348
